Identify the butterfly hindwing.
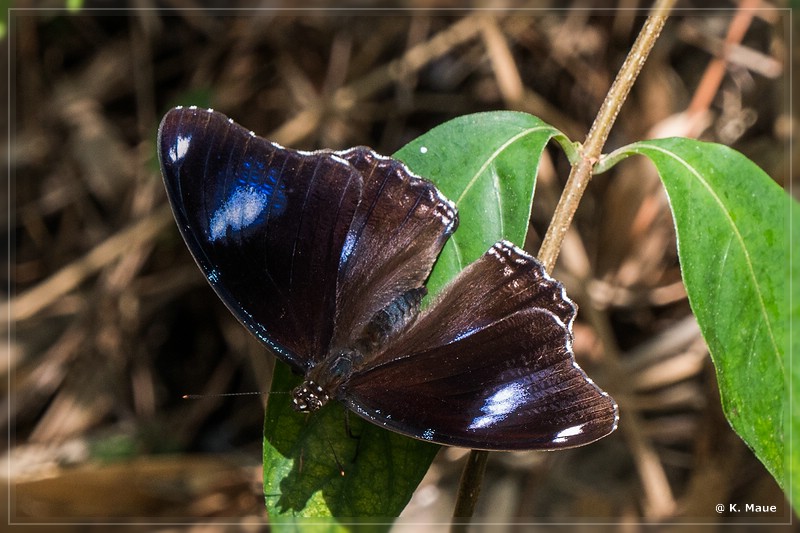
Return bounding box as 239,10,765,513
344,241,618,450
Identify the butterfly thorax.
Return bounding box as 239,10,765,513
291,348,358,412
290,287,427,413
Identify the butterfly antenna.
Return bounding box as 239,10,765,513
181,391,273,399
327,441,346,477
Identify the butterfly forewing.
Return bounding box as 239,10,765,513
330,147,457,351
159,107,363,371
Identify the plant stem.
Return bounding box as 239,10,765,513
451,449,489,531
451,0,675,523
538,0,674,272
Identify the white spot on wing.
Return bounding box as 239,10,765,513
168,134,191,163
552,423,586,444
209,187,269,241
469,380,529,429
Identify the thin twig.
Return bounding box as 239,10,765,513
686,0,759,117
269,15,488,147
538,0,675,272
451,0,675,522
5,205,173,323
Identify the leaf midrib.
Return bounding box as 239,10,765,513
450,125,557,269
634,142,783,372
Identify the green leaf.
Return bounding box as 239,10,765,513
263,111,565,521
395,111,570,299
264,363,434,528
607,138,797,507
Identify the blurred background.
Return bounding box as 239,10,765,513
5,1,793,529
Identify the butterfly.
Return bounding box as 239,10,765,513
158,106,618,450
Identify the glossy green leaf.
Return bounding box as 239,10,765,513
606,138,797,508
264,363,434,528
263,111,564,521
395,111,571,299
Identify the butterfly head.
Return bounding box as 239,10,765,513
291,380,330,412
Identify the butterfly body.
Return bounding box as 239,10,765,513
293,283,428,411
158,106,618,450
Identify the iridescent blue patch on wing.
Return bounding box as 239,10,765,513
209,159,287,241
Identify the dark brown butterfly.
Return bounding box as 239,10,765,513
158,106,618,450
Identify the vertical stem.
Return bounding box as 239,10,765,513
538,0,674,271
450,450,489,533
451,0,675,522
